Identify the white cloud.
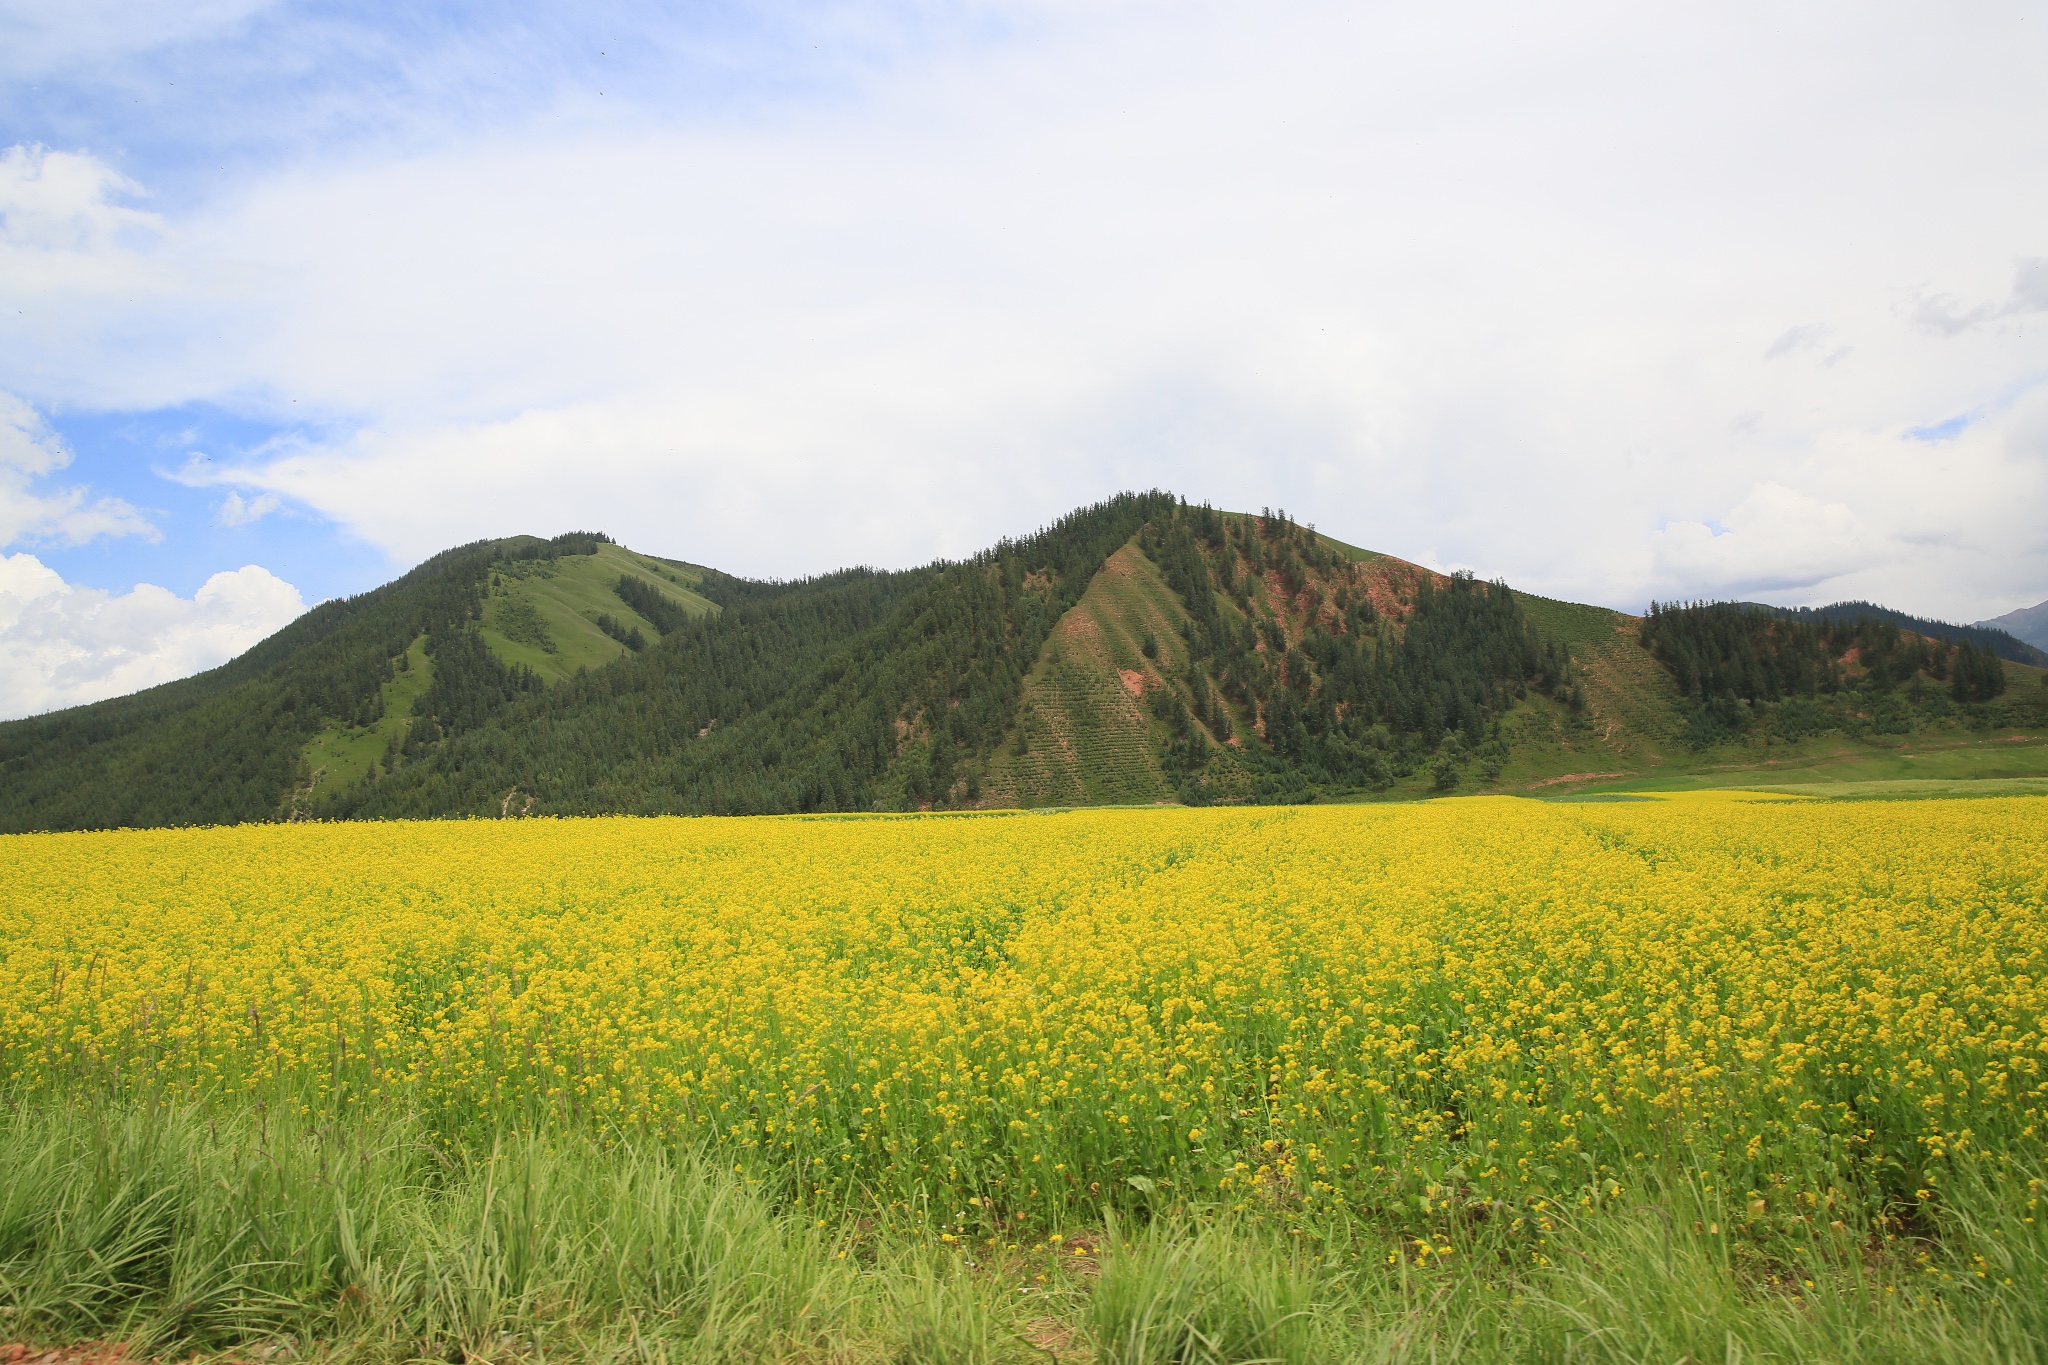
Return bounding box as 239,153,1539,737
2,3,2047,620
1908,294,1992,339
0,390,68,478
0,552,304,719
0,391,158,546
1628,383,2048,616
0,145,167,290
0,0,275,79
1765,325,1831,360
1648,483,1871,600
214,489,280,526
2014,258,2048,316
1908,257,2048,338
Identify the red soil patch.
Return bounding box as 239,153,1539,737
1527,771,1630,789
1100,546,1142,579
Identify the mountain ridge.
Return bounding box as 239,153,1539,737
1745,600,2048,667
1977,597,2048,653
3,495,2044,831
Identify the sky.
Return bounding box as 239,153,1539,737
2,0,2046,719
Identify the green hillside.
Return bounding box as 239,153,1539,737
0,534,557,831
293,633,434,806
4,496,2045,831
478,542,713,682
1510,606,2048,799
324,496,1174,818
988,504,1591,807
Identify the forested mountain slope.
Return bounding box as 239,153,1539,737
4,495,2045,830
0,532,621,831
1756,601,2048,666
977,506,1580,806
325,493,1178,817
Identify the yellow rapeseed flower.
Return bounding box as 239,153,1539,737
2,794,2042,1231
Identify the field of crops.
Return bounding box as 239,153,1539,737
5,794,2044,1254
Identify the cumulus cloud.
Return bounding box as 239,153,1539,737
0,391,68,480
0,396,294,722
1625,383,2048,617
0,552,304,719
0,391,158,546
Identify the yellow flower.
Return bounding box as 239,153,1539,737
1,793,2038,1234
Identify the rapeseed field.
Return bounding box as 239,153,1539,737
5,793,2042,1258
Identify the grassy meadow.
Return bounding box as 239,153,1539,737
3,796,2046,1361
476,544,714,685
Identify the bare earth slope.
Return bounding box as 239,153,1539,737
981,544,1180,807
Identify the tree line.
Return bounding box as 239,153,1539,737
1639,600,2021,748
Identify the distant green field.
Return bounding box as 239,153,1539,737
1743,776,2048,800
478,544,715,683
1576,732,2048,795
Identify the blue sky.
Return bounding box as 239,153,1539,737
24,403,382,600
4,0,909,603
3,0,2047,717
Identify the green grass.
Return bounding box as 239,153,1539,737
1392,697,2048,805
1578,732,2048,795
1517,593,1627,650
298,636,434,803
3,1097,2045,1363
1308,524,1382,563
1740,776,2048,800
479,545,716,684
1468,612,2048,800
2006,657,2048,691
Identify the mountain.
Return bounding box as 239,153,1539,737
4,495,2045,831
1745,600,2048,667
1978,598,2048,654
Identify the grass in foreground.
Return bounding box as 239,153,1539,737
3,1099,2046,1364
